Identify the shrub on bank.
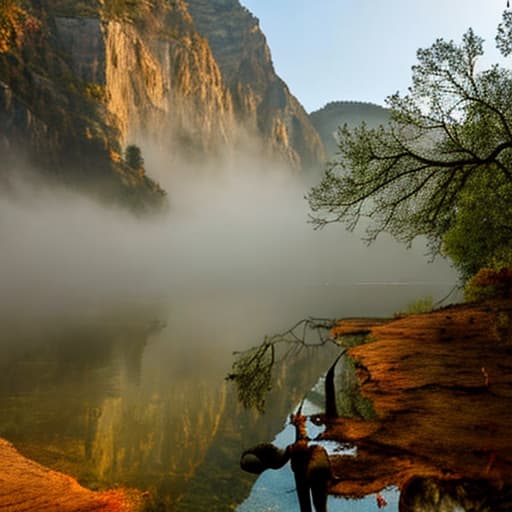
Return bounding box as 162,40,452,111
464,268,512,302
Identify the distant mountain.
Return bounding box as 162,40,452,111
310,101,390,158
0,0,325,209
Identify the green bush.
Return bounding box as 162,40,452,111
124,144,144,169
394,296,434,318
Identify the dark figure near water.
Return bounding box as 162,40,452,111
240,409,331,512
240,353,343,511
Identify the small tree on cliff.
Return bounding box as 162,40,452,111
124,144,144,170
307,13,512,276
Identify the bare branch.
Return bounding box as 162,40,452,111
226,318,338,411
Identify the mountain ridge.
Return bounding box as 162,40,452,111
310,100,390,157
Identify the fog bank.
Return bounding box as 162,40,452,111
0,155,457,324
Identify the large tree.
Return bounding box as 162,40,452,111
308,13,512,275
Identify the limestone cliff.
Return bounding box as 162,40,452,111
185,0,326,170
0,2,166,210
102,0,235,156
1,0,326,207
102,0,325,170
46,0,236,168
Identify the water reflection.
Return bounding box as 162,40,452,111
239,337,512,512
0,281,460,510
0,292,342,510
238,417,400,511
238,355,401,511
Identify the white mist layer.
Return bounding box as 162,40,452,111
0,156,457,322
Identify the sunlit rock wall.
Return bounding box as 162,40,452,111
1,0,327,204
103,2,236,155
185,0,326,171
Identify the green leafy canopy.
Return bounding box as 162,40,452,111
308,12,512,276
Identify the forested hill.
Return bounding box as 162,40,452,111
310,101,390,157
0,0,325,209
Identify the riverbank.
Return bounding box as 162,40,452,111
2,299,511,511
0,438,143,512
325,298,512,502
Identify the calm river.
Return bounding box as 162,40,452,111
0,175,457,510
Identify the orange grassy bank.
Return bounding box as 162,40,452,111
0,438,143,512
325,299,512,498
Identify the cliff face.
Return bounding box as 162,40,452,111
185,0,326,170
103,0,235,155
0,0,325,207
54,17,105,84
0,2,166,210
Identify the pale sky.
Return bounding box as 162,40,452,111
241,0,509,113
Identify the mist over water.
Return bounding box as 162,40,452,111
0,153,461,510
0,152,456,326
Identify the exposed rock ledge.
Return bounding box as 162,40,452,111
0,438,142,512
325,299,512,508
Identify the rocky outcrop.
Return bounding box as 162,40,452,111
0,80,57,168
185,0,326,170
0,4,166,210
326,300,512,502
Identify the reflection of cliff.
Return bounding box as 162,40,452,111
0,315,162,484
58,328,340,511
89,380,228,503
176,345,340,511
0,315,230,502
0,307,342,510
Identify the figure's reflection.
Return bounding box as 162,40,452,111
241,354,341,512
241,404,332,512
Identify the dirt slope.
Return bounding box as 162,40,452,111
326,299,512,497
0,438,142,512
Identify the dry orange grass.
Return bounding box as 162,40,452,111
325,300,512,497
0,438,143,512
